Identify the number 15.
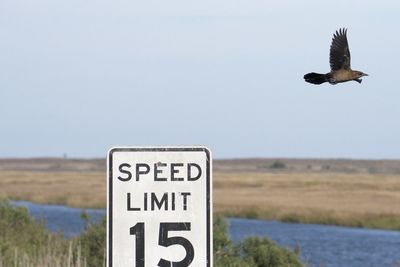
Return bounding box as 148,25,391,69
130,222,195,267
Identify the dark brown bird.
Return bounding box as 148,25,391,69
304,28,368,85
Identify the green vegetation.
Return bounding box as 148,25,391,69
0,199,304,267
222,208,400,231
0,199,105,266
278,212,400,231
214,215,304,267
79,213,106,267
0,199,83,267
269,161,287,169
80,214,305,267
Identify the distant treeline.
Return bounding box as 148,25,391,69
2,158,400,174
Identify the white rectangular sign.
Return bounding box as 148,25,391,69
107,147,212,267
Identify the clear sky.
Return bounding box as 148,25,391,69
1,0,399,159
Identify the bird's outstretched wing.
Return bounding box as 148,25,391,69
329,28,351,70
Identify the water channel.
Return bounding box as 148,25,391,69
12,201,400,267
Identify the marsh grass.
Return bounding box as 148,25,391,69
0,171,105,208
0,241,85,267
214,171,400,230
1,167,400,230
0,199,105,267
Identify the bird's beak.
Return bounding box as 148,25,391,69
362,73,369,77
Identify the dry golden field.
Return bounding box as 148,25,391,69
1,158,400,229
214,171,400,228
0,170,105,208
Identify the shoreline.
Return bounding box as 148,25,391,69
9,197,400,232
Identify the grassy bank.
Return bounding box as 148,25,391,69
0,198,109,267
214,171,400,231
0,199,304,267
0,199,87,267
220,208,400,231
1,158,400,230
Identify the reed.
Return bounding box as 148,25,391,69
0,237,89,267
0,199,95,267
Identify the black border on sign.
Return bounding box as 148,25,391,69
107,147,212,267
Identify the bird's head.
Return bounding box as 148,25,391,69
353,71,368,83
355,71,368,78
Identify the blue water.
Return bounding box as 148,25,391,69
11,200,105,237
229,218,400,267
11,201,400,267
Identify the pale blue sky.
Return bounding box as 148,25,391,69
1,0,399,158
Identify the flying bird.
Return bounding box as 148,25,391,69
304,28,368,85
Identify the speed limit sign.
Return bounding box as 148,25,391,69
107,147,212,267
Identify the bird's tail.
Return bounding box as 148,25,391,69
304,72,328,85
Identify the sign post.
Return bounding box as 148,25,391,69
107,147,212,267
